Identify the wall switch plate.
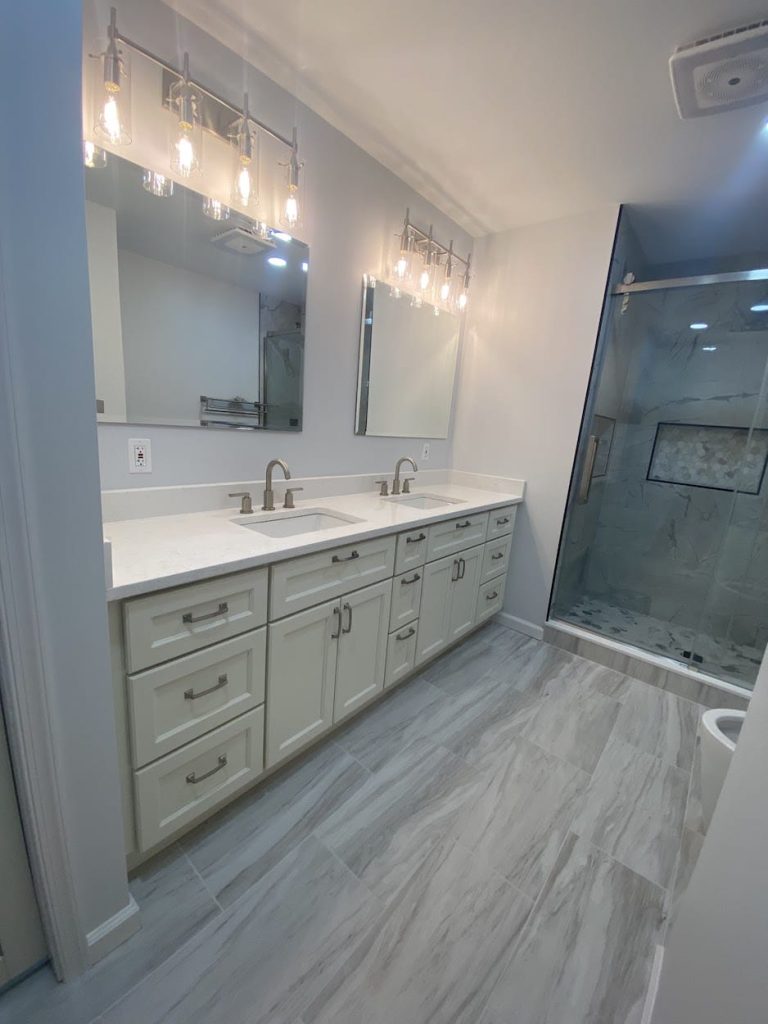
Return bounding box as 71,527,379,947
421,442,431,461
128,438,152,473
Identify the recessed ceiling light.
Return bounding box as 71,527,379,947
751,303,768,312
272,231,292,242
689,322,708,330
701,345,717,352
267,256,287,268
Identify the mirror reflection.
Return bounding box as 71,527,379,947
355,278,460,438
85,155,307,430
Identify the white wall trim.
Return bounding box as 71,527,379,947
85,896,140,966
642,943,665,1024
496,612,545,641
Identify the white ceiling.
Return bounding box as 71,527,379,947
167,0,768,256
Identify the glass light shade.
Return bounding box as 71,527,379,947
92,47,131,146
83,140,107,168
282,185,300,228
169,71,202,178
230,120,259,209
142,169,174,197
457,289,468,313
202,197,230,221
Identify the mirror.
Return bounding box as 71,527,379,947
355,278,460,438
84,154,307,430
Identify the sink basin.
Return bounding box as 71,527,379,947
236,509,362,538
386,493,465,510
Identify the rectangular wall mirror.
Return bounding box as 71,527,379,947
355,277,461,438
85,154,308,431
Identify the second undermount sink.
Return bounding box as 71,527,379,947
386,493,465,510
236,509,363,538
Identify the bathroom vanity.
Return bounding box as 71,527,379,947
105,484,521,864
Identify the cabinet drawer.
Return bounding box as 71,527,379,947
385,622,418,688
390,569,423,631
481,536,512,584
269,535,396,619
477,575,507,624
394,528,428,574
134,707,264,852
124,569,268,673
128,629,266,768
426,512,489,562
487,505,518,540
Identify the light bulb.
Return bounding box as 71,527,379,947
395,257,408,280
169,54,201,178
284,188,299,228
419,267,431,292
280,128,302,229
457,291,468,312
235,162,253,206
174,131,196,177
92,9,131,145
230,94,258,208
440,280,451,302
100,95,122,144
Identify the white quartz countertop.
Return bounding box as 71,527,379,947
104,483,523,601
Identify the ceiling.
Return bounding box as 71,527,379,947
167,0,768,258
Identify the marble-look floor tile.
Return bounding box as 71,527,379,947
101,836,378,1024
455,734,591,901
182,741,369,907
302,838,532,1024
479,833,665,1024
612,679,701,771
665,826,705,932
316,740,481,904
0,844,219,1024
422,625,536,697
572,737,689,889
684,735,706,835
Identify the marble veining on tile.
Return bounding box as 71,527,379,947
612,678,701,771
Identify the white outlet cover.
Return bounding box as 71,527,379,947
421,442,431,460
128,438,152,474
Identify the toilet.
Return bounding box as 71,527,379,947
699,709,747,831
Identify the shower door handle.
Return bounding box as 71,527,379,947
577,434,599,505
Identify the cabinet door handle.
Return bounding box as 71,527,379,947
332,550,359,563
496,516,510,525
461,558,467,579
342,602,353,634
182,602,229,624
396,626,416,641
486,590,499,601
186,754,227,785
455,520,472,529
184,674,228,700
491,552,504,561
406,533,426,544
331,606,342,639
451,559,459,582
401,573,421,585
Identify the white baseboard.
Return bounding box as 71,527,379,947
86,895,141,966
496,612,544,641
641,943,665,1024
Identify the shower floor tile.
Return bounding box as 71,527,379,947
563,596,763,687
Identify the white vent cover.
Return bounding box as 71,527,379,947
670,20,768,118
210,227,275,256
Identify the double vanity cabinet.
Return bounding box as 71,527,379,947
109,502,518,864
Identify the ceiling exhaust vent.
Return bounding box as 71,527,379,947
670,20,768,118
210,227,275,256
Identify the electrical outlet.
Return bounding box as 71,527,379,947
128,438,152,474
421,442,431,461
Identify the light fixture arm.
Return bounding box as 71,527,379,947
103,7,121,89
397,211,470,274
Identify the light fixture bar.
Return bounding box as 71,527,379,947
401,212,471,272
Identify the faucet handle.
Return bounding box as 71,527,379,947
228,491,253,515
375,479,389,496
401,477,415,494
283,487,304,510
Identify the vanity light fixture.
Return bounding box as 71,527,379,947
142,169,174,197
230,92,258,208
91,7,132,146
390,211,471,313
394,211,417,284
83,140,107,168
439,241,455,303
280,128,303,228
202,197,230,221
418,227,436,293
457,255,471,312
169,53,202,178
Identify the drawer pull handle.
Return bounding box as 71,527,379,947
342,602,353,634
486,591,499,601
186,754,227,785
455,520,472,529
184,674,228,700
396,626,416,641
496,516,510,525
401,573,421,585
491,552,504,561
331,606,342,639
406,533,426,544
182,602,229,624
332,550,359,563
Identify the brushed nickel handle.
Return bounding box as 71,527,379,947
184,674,228,700
455,520,472,529
577,434,599,505
186,754,227,784
406,532,426,544
486,590,499,601
342,602,353,634
332,550,359,563
183,602,228,624
331,606,341,639
496,516,510,525
451,559,460,582
491,552,504,561
459,557,466,579
396,626,416,641
401,573,421,585
375,479,389,496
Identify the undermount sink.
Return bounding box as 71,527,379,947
236,509,362,538
386,493,465,510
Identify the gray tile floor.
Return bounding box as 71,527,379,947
0,622,707,1024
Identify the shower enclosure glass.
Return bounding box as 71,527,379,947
551,271,768,690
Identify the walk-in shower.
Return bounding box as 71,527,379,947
551,262,768,693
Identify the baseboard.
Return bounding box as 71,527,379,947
496,612,544,641
641,943,665,1024
86,895,141,966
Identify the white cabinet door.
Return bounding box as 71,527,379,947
415,553,456,666
334,580,392,723
448,545,483,642
266,599,339,767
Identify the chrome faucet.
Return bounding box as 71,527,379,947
392,455,418,495
263,459,291,511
